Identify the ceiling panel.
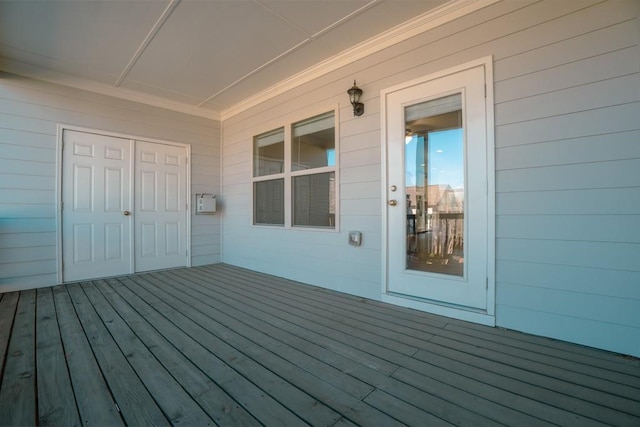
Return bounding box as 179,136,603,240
200,0,446,110
0,0,169,83
0,0,457,116
125,0,309,99
259,0,371,36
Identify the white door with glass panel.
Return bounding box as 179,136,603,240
384,62,493,314
62,130,188,282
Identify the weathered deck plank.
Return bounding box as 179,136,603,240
66,283,170,426
174,268,550,425
0,264,638,426
51,285,123,426
80,281,216,426
133,273,398,427
204,264,640,424
0,292,19,383
98,278,262,427
0,290,37,426
118,274,316,426
165,270,520,424
35,287,80,426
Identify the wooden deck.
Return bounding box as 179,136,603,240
0,264,638,426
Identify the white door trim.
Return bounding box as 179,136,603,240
56,124,192,284
379,56,496,325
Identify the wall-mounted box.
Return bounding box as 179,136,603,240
348,231,362,246
196,193,216,214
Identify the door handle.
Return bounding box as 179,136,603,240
388,200,397,206
123,211,131,216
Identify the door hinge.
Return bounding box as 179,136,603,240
61,201,64,210
186,249,189,257
484,84,487,98
486,277,489,290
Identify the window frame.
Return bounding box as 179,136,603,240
251,105,340,231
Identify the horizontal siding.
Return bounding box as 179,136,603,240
0,73,221,291
497,260,640,300
496,304,640,358
222,0,640,356
497,215,640,243
491,0,639,357
496,130,640,170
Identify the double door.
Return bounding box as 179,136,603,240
62,130,188,282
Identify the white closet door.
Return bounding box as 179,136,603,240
134,140,188,272
62,130,133,282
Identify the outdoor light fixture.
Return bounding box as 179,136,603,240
347,80,364,116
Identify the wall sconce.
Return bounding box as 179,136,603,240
347,80,364,116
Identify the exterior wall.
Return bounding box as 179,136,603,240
0,73,221,291
222,0,640,356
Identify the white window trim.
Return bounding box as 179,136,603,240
251,104,340,232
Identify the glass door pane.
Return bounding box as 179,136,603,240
404,94,464,276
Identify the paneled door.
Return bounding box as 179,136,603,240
135,141,188,272
62,131,188,282
384,62,492,314
62,130,133,282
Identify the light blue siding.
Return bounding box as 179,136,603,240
0,74,221,290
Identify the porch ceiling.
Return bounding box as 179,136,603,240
0,0,447,119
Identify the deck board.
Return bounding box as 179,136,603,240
119,274,315,426
0,264,638,426
0,292,19,383
66,283,170,426
81,281,216,426
51,285,123,426
0,290,36,427
35,287,80,426
96,278,261,427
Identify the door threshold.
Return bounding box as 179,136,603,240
382,292,495,326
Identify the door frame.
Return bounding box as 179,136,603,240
56,124,192,284
380,56,496,325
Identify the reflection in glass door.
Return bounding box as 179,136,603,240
404,94,465,277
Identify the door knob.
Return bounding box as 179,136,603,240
123,211,131,216
388,200,397,206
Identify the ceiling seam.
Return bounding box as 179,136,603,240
221,0,500,120
197,38,312,108
309,0,381,39
198,0,382,108
114,0,181,88
254,0,313,37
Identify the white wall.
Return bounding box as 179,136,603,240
222,0,640,356
0,73,221,291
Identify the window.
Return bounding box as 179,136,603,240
253,128,285,225
253,110,337,229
